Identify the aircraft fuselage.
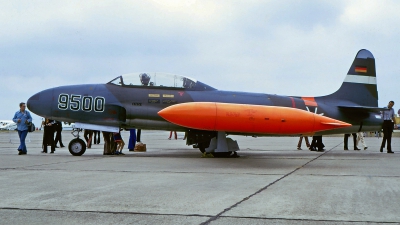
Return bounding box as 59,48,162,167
27,83,382,136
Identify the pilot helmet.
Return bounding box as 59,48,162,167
139,73,151,86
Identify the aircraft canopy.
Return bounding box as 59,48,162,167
108,73,198,89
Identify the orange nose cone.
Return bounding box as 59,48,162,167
158,102,217,130
313,114,352,131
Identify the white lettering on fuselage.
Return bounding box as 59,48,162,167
58,93,105,112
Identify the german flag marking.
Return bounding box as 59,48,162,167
355,66,367,73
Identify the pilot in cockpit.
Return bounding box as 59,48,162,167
182,77,193,88
139,73,151,86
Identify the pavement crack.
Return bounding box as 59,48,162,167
0,207,213,218
219,215,400,224
200,142,343,225
16,157,104,169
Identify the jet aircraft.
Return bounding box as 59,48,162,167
27,49,384,156
0,120,17,130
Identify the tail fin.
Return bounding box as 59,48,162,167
320,49,378,107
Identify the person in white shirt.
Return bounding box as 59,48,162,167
380,101,396,153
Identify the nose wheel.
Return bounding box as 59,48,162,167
68,138,87,156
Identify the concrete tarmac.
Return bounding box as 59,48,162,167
0,130,399,224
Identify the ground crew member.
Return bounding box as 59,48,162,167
54,121,65,148
380,101,396,153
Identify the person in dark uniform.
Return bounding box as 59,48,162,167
42,118,56,153
381,101,396,153
54,121,65,148
344,133,360,150
309,136,324,152
137,129,141,142
93,130,101,144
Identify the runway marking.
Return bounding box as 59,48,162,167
200,142,344,225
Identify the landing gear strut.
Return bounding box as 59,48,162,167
198,142,206,153
199,132,240,158
68,128,87,156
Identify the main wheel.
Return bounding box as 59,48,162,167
68,138,87,156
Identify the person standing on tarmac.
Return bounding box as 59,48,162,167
344,133,360,150
93,130,101,144
137,129,141,142
54,121,65,148
128,128,136,151
309,136,324,152
380,101,396,153
102,131,112,155
356,132,367,150
84,129,94,149
297,136,310,150
168,131,177,140
102,131,117,155
113,130,125,155
42,118,56,153
12,102,32,155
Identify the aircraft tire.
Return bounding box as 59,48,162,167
68,138,87,156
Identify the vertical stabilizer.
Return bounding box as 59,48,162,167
320,49,378,107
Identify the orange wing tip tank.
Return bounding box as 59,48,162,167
158,102,351,135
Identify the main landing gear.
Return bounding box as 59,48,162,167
68,128,87,156
190,131,240,158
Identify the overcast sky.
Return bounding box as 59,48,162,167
1,0,400,125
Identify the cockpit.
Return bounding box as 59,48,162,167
108,72,216,91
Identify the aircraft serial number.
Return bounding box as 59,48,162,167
58,94,105,112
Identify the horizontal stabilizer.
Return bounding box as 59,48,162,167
338,106,387,112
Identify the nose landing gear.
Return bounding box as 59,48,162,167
68,128,87,156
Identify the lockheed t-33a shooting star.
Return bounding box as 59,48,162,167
27,49,383,157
